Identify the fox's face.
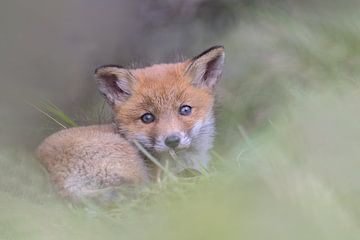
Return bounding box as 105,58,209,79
95,46,225,154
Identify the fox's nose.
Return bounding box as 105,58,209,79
164,134,181,148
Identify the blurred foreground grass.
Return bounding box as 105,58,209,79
2,2,360,240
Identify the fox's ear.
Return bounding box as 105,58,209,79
94,65,134,105
186,46,225,89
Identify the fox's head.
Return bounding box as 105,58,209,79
95,46,225,154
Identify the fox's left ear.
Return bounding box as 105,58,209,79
185,46,225,89
94,65,135,106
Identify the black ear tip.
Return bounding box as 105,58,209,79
94,64,123,74
193,45,225,61
212,45,224,50
205,45,225,53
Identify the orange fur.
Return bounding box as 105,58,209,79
36,125,148,199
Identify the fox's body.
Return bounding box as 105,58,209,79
36,46,225,199
36,124,148,198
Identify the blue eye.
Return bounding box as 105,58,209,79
141,113,155,123
179,105,192,116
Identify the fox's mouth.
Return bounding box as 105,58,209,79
152,144,190,153
131,132,192,154
171,147,189,154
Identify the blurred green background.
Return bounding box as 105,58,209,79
1,0,360,239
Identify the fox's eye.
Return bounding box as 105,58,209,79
141,113,155,124
179,105,192,116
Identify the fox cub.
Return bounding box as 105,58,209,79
36,46,225,198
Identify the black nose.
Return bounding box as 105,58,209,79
164,134,181,148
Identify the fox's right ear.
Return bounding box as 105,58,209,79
94,65,134,105
185,46,225,90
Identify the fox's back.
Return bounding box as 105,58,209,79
36,124,148,198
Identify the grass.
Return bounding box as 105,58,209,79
27,100,78,129
3,2,360,239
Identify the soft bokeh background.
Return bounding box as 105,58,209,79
1,0,360,239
